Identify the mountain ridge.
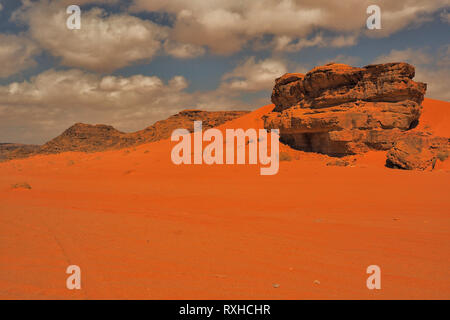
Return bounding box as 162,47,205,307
0,109,249,161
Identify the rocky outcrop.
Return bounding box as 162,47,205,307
40,110,248,154
264,62,427,156
1,110,248,160
127,110,249,146
0,143,41,162
40,123,128,153
386,132,449,170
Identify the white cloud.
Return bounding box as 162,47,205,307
272,34,325,52
220,57,288,92
0,34,40,78
270,33,358,52
4,0,447,77
0,69,186,142
131,0,449,54
373,47,450,101
329,34,359,48
11,0,205,73
414,68,450,101
14,2,167,72
372,48,432,65
0,68,250,143
163,40,205,59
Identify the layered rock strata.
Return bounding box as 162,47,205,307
264,63,427,156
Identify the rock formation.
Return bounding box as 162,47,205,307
127,110,249,147
0,143,41,162
264,62,427,156
1,110,248,160
40,123,127,154
386,132,449,170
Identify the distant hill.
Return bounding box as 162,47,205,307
0,143,41,162
0,110,249,161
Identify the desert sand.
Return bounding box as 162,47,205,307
0,98,449,299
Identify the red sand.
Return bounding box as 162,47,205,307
0,98,449,299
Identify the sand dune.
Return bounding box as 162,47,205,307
0,98,449,299
417,98,450,137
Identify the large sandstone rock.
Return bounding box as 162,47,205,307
386,132,449,170
265,62,427,156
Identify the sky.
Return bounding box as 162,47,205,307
0,0,449,144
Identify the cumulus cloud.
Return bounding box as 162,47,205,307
0,69,184,141
13,2,167,72
373,46,450,101
0,69,250,143
163,40,206,59
0,34,40,78
271,34,325,52
220,57,288,92
365,1,449,37
372,48,432,65
131,0,449,54
4,0,447,76
11,0,205,73
269,33,358,52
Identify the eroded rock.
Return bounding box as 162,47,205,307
2,110,248,159
265,62,427,156
386,132,449,170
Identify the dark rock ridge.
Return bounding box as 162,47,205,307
127,109,249,147
0,143,41,162
1,110,248,161
264,62,427,156
40,123,127,154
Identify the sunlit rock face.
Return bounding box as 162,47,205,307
264,62,427,156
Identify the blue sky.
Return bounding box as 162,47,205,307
0,0,448,143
